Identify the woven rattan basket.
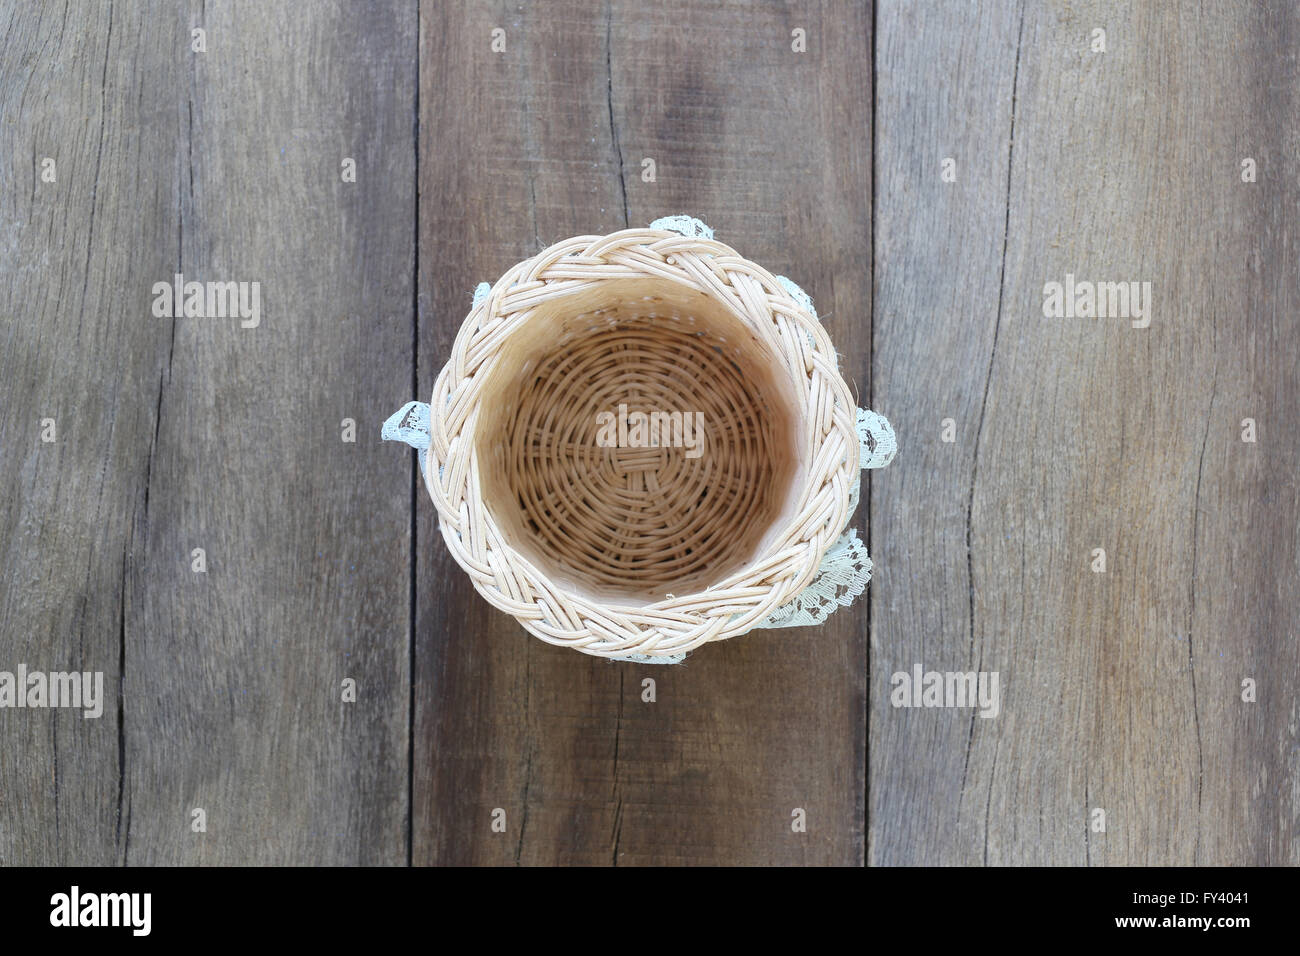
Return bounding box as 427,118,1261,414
417,224,866,660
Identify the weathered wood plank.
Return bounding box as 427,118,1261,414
870,0,1300,865
0,0,416,864
126,0,416,865
416,0,871,865
868,0,1023,867
0,0,187,866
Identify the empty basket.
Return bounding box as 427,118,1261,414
394,221,886,660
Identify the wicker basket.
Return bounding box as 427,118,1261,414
422,226,862,660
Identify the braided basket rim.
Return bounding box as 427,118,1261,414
425,227,859,658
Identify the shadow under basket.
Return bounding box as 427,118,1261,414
425,228,860,659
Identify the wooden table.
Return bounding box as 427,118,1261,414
2,0,1296,866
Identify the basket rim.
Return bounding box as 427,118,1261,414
425,227,859,658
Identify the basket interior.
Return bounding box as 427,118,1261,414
474,277,803,604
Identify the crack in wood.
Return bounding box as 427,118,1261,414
605,3,628,229
961,4,1024,820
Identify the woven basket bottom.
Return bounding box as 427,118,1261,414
474,279,801,603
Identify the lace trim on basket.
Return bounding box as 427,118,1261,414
649,215,714,240
606,652,687,664
753,528,873,629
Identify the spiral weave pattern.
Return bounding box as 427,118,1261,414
504,319,788,596
425,228,859,658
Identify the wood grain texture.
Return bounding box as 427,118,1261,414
0,0,181,866
868,0,1021,866
0,0,415,864
415,0,871,865
870,0,1300,865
